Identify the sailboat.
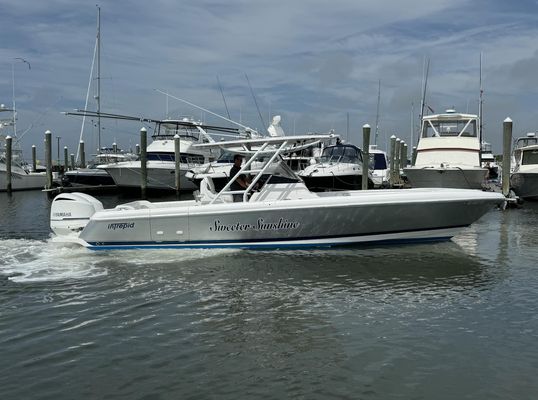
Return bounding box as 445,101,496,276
62,6,136,188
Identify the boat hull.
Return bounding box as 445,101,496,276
64,189,502,250
510,172,538,200
0,169,46,191
105,161,197,191
62,168,115,187
404,167,487,189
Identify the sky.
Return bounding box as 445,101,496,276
1,0,538,159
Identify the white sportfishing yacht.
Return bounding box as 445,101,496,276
102,118,221,191
0,105,46,191
404,109,487,189
50,134,504,250
510,132,538,200
298,142,373,191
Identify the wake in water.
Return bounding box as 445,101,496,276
0,238,109,283
0,237,241,283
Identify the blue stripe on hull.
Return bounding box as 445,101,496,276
86,233,458,251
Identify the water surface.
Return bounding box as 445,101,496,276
1,191,537,399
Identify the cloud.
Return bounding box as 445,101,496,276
2,0,538,155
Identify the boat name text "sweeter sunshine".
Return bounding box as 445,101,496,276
209,218,300,232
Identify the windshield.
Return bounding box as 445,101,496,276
369,153,387,170
422,119,477,138
217,151,235,163
522,149,538,165
516,137,538,149
154,122,204,141
320,145,361,163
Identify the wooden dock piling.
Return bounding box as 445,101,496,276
5,136,12,192
45,130,53,190
140,127,147,198
31,145,37,172
64,146,69,172
79,140,86,168
502,118,512,197
362,124,371,190
174,134,181,194
395,139,401,184
389,135,396,186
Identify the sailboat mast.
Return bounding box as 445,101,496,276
11,62,17,138
411,102,415,148
374,79,381,146
479,52,483,145
418,58,430,139
96,5,101,151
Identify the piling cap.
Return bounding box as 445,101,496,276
390,135,396,139
32,144,36,148
504,117,512,123
45,130,51,134
174,134,180,139
80,140,84,143
6,135,11,139
140,127,147,132
64,145,68,149
363,124,371,129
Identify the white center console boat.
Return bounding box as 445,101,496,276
50,135,505,250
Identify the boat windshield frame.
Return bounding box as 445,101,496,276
515,136,538,149
319,144,362,164
522,147,538,166
422,117,477,138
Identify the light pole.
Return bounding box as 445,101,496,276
56,136,61,168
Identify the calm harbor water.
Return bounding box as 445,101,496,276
0,191,537,399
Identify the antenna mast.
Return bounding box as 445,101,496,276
96,5,101,151
245,73,266,129
374,79,381,146
418,57,430,139
217,75,231,120
11,62,17,138
479,52,483,145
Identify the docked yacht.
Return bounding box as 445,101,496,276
62,147,137,187
0,105,46,191
369,145,389,188
298,142,373,191
404,110,487,189
480,141,500,181
50,134,504,250
102,118,221,191
510,132,538,200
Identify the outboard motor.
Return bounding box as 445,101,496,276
50,193,104,236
